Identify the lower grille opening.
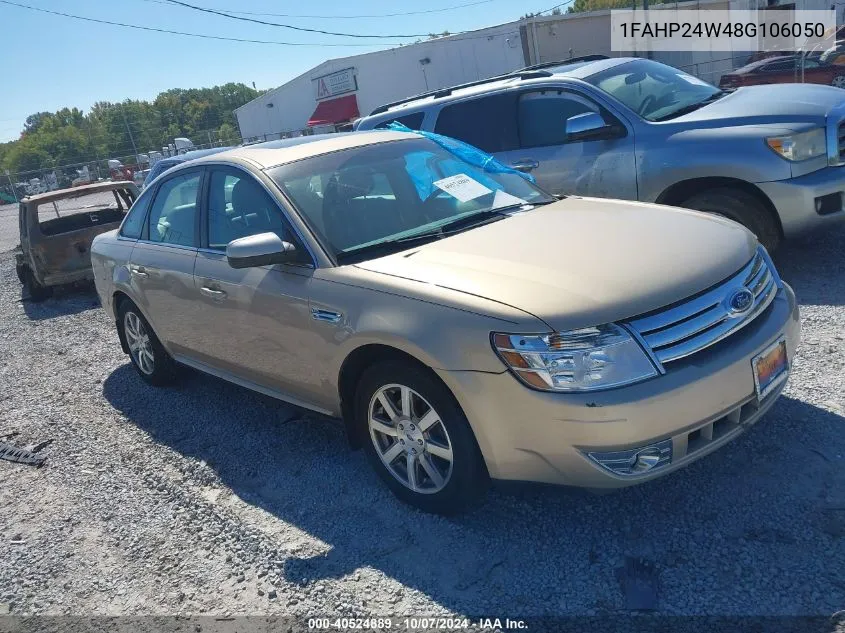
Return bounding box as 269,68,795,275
815,192,842,216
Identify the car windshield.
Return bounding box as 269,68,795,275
267,137,555,262
585,59,723,121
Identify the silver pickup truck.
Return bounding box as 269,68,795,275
356,56,845,251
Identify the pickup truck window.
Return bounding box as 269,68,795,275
375,111,424,130
586,58,722,122
518,91,598,148
434,94,519,153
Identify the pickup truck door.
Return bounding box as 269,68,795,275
497,88,638,201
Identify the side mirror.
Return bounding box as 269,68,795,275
565,111,613,142
226,232,301,269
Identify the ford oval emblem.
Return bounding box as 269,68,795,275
727,287,754,315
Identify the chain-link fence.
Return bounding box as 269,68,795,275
1,133,244,203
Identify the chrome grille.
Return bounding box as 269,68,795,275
626,249,778,365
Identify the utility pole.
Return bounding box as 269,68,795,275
643,0,653,59
120,105,141,167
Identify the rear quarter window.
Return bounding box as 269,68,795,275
374,111,425,130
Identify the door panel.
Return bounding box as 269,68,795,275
189,166,323,405
192,253,319,400
498,89,638,200
129,170,201,354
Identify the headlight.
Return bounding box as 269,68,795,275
766,128,826,162
492,324,658,392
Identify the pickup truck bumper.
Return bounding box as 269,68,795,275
757,166,845,238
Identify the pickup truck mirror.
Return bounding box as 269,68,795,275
226,232,301,269
566,111,613,142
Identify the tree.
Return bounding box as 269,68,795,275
217,122,239,144
0,82,259,175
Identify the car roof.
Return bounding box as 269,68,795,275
165,146,235,163
365,57,636,117
22,180,135,204
191,130,417,170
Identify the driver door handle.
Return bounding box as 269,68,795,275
130,265,148,279
200,286,227,300
511,159,539,173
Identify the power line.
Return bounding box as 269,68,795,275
160,0,431,38
139,0,497,19
0,0,407,46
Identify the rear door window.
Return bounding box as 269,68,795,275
146,171,201,247
433,94,519,153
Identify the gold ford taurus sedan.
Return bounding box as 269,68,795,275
91,130,800,514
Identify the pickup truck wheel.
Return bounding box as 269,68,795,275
681,188,781,253
117,299,178,386
355,361,488,515
21,266,52,302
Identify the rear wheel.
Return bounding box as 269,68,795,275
355,361,488,514
832,74,845,89
117,299,178,386
20,265,52,302
681,187,781,253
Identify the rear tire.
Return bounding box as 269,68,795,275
681,187,781,253
832,74,845,89
355,360,488,515
20,266,52,302
117,299,178,386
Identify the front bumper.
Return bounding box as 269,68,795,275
757,167,845,238
437,283,800,488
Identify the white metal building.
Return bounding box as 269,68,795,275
234,21,527,140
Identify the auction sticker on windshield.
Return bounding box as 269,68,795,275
433,174,492,202
752,336,789,400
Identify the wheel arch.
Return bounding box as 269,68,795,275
337,343,471,453
655,176,784,239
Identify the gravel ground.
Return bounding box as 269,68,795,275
0,225,844,628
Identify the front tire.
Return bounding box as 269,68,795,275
117,299,178,386
355,361,488,514
681,187,781,253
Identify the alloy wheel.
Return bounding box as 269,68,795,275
833,75,845,88
368,383,454,494
124,311,155,375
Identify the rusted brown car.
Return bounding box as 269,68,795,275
15,181,138,301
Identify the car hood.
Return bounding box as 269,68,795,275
355,197,757,332
670,84,845,126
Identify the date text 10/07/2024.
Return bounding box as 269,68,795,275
308,617,529,630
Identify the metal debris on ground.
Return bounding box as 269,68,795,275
0,441,48,466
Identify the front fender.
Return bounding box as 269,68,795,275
636,125,794,202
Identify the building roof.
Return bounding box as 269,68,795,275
192,130,416,170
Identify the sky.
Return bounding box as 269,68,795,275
0,0,559,142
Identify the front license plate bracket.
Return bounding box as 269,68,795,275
752,336,789,401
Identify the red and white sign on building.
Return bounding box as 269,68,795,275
313,68,357,100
